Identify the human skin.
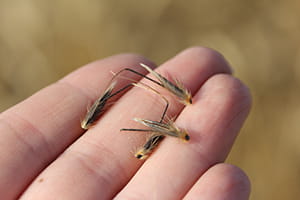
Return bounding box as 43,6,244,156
0,47,251,200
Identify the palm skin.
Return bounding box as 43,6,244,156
0,47,251,200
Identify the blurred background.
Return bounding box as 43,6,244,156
0,0,299,199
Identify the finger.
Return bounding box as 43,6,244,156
0,54,154,200
20,47,232,200
115,74,251,200
183,164,251,200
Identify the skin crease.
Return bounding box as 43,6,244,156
0,47,251,200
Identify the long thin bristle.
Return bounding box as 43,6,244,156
132,82,169,122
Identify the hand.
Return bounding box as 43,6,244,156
0,47,251,200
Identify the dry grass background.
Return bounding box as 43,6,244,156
0,0,300,199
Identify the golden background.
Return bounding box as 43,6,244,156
1,1,299,199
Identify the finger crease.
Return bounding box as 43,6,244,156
57,80,95,101
66,139,129,188
0,111,54,160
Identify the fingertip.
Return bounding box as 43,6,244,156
175,46,233,74
192,74,252,120
184,163,251,200
212,163,251,197
211,74,251,107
